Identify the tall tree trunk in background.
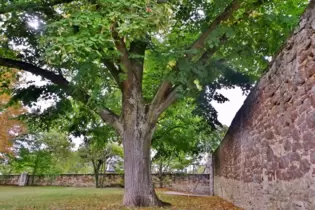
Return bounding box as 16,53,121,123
31,154,39,185
99,160,106,187
208,153,214,196
92,160,102,188
92,160,98,188
95,171,99,188
158,161,163,188
31,168,36,185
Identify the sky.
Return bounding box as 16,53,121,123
212,87,247,126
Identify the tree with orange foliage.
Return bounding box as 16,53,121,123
0,69,26,153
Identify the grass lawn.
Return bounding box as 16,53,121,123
0,186,240,210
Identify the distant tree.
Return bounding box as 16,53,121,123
0,70,26,153
151,100,209,185
3,131,73,183
151,99,228,187
22,100,123,181
79,137,123,188
59,151,93,174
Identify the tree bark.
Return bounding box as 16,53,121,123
95,172,99,188
92,160,103,188
31,154,39,185
122,123,163,207
158,161,163,188
121,84,165,206
92,160,98,188
118,40,167,206
208,153,214,196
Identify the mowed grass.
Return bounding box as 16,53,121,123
0,186,241,210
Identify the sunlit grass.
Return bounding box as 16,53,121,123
0,186,240,210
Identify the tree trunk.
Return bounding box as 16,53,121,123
122,126,163,207
120,57,170,207
92,160,102,188
158,161,163,188
208,153,214,196
31,154,39,185
31,169,36,185
95,172,99,188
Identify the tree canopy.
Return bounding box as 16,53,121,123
0,0,307,121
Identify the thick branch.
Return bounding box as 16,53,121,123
99,109,123,135
0,57,89,103
103,59,123,90
148,85,177,125
147,2,240,121
0,0,76,14
150,81,172,110
156,86,177,115
117,40,148,94
129,40,147,82
0,57,122,131
189,0,240,52
111,24,131,71
149,2,240,117
0,57,69,89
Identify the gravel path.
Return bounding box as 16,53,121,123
163,191,210,197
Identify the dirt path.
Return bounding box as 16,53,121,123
163,191,210,197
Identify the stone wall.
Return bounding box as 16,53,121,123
214,2,315,210
154,174,210,194
0,175,19,185
0,173,210,194
29,174,124,188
